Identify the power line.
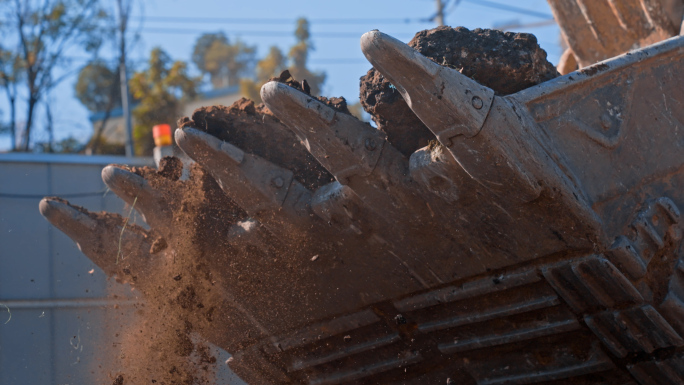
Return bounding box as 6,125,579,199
461,0,553,19
136,16,427,25
140,27,414,38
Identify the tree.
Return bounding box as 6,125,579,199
240,18,325,103
3,0,108,151
0,48,23,151
192,32,256,89
240,46,286,103
74,61,122,154
129,47,199,155
288,18,325,96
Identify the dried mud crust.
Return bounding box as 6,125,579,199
360,26,559,156
178,97,334,190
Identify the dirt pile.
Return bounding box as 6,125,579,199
359,26,558,156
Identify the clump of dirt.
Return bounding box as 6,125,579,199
270,69,352,115
360,26,558,156
178,97,334,191
158,156,183,181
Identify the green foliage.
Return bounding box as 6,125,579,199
3,0,110,150
288,18,325,96
0,47,23,150
240,18,325,103
240,46,286,103
74,61,121,113
192,32,256,89
129,47,199,156
35,136,84,153
89,137,125,155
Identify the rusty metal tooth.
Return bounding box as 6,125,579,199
260,81,386,183
260,81,434,224
38,197,153,277
175,127,315,237
360,31,494,140
361,30,542,203
102,165,173,236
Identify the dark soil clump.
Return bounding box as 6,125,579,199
270,69,352,114
157,156,183,181
360,26,558,156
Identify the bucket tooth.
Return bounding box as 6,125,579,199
360,30,494,141
260,81,386,182
175,127,315,237
261,80,434,223
39,197,154,279
361,30,541,202
101,165,173,236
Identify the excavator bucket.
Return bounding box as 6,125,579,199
39,22,684,385
549,0,684,72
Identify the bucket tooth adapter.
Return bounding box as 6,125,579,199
39,21,684,385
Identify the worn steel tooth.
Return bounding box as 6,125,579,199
38,197,154,278
361,30,542,203
260,81,387,183
260,81,433,223
175,127,315,237
101,165,173,236
360,31,494,140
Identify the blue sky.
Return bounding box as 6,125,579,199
0,0,560,151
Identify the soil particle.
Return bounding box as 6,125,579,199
359,26,558,156
112,374,124,385
157,156,183,181
178,98,334,190
149,236,168,254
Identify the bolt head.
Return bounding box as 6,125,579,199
364,138,377,151
272,177,284,188
471,96,484,110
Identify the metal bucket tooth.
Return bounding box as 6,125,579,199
261,80,434,224
175,127,316,238
260,81,386,183
38,197,154,280
101,165,173,237
360,30,494,140
361,30,542,203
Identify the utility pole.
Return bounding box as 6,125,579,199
435,0,445,26
117,0,134,157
